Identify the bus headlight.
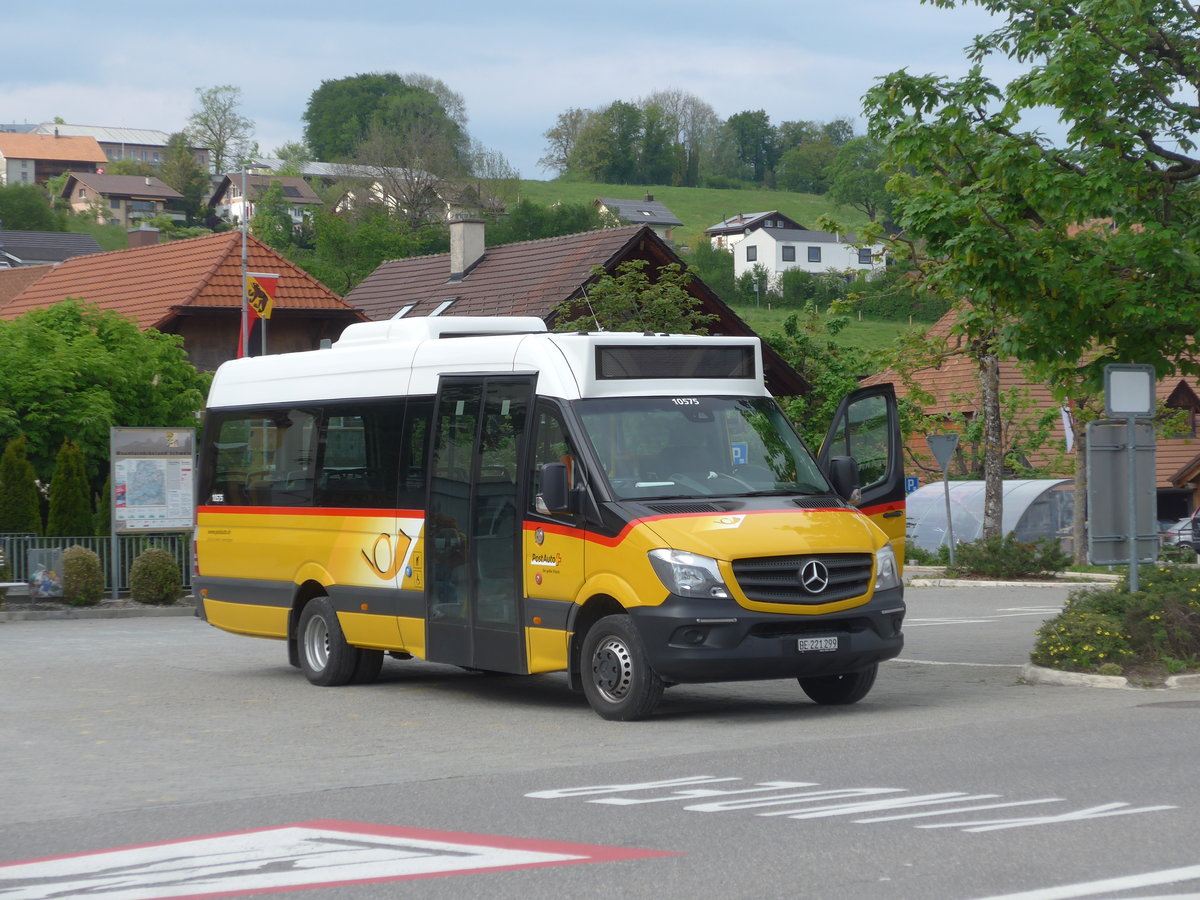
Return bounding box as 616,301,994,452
874,543,902,591
648,549,730,599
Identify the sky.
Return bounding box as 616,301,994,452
3,0,1014,178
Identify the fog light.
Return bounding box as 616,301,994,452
675,626,709,645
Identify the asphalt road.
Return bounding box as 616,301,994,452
1,582,1198,900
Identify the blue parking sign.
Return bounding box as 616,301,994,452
904,476,919,494
730,442,748,466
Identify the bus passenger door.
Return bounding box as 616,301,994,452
426,375,535,673
819,383,906,559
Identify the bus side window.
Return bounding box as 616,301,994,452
529,404,581,516
207,409,317,507
314,399,405,509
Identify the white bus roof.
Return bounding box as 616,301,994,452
205,317,768,409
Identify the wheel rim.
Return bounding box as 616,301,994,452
303,614,330,672
590,636,633,703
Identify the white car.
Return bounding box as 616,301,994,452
1160,516,1198,550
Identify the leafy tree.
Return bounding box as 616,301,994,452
187,85,255,174
302,72,464,163
551,259,716,334
0,435,41,535
485,198,607,245
157,132,211,223
775,141,838,194
766,304,875,447
250,180,297,250
684,240,737,305
348,120,465,225
828,136,891,222
864,0,1200,546
101,159,157,177
0,182,65,231
46,439,92,537
725,110,779,184
539,107,589,176
272,140,314,176
0,300,210,485
286,207,447,295
568,101,644,184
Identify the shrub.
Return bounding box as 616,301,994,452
47,439,93,537
129,547,182,605
904,543,940,566
946,534,1069,580
0,435,42,535
1032,564,1200,675
62,545,104,607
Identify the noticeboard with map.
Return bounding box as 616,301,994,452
111,428,195,532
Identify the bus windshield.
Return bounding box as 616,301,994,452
575,396,832,500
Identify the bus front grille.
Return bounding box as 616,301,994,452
731,553,873,604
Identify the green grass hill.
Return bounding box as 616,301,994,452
516,180,872,250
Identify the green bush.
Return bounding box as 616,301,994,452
946,534,1069,580
1032,565,1200,675
62,545,104,607
47,440,93,537
129,548,182,605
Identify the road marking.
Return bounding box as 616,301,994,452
0,820,677,900
970,862,1200,899
528,776,1177,835
898,658,1022,668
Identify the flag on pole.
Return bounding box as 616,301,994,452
238,273,279,358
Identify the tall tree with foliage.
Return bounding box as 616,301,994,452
551,260,716,334
725,110,779,185
0,183,65,231
303,72,465,163
46,439,92,537
250,180,297,251
0,435,42,535
0,300,210,486
864,0,1200,548
157,132,211,223
186,85,255,175
828,136,891,223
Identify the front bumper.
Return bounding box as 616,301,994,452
629,586,905,683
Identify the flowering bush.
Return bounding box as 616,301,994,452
1032,565,1200,675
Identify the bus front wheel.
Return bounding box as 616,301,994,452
581,615,664,721
798,663,877,705
298,597,359,687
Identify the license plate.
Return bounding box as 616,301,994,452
797,636,839,652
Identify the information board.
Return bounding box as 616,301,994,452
111,428,196,533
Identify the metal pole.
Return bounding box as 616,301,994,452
240,167,248,357
943,469,955,567
1127,415,1138,591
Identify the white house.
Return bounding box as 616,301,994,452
706,211,885,286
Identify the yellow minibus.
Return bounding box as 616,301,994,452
194,316,905,719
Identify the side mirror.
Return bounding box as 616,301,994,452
827,456,862,504
539,462,571,513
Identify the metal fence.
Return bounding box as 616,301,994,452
0,532,191,594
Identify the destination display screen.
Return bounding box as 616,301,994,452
595,345,755,380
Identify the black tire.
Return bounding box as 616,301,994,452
580,614,664,721
798,663,878,706
351,649,384,684
298,597,359,686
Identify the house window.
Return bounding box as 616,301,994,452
746,245,757,262
858,248,873,265
152,152,160,164
111,198,121,209
78,189,87,200
782,246,796,262
807,247,821,263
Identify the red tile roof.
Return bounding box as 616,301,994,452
865,305,1200,489
0,265,53,311
1,231,357,331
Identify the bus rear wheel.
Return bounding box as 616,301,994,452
298,597,359,686
798,663,878,705
581,615,664,721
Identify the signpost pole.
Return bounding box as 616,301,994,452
925,434,960,566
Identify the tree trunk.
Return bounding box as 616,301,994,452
980,349,1004,538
